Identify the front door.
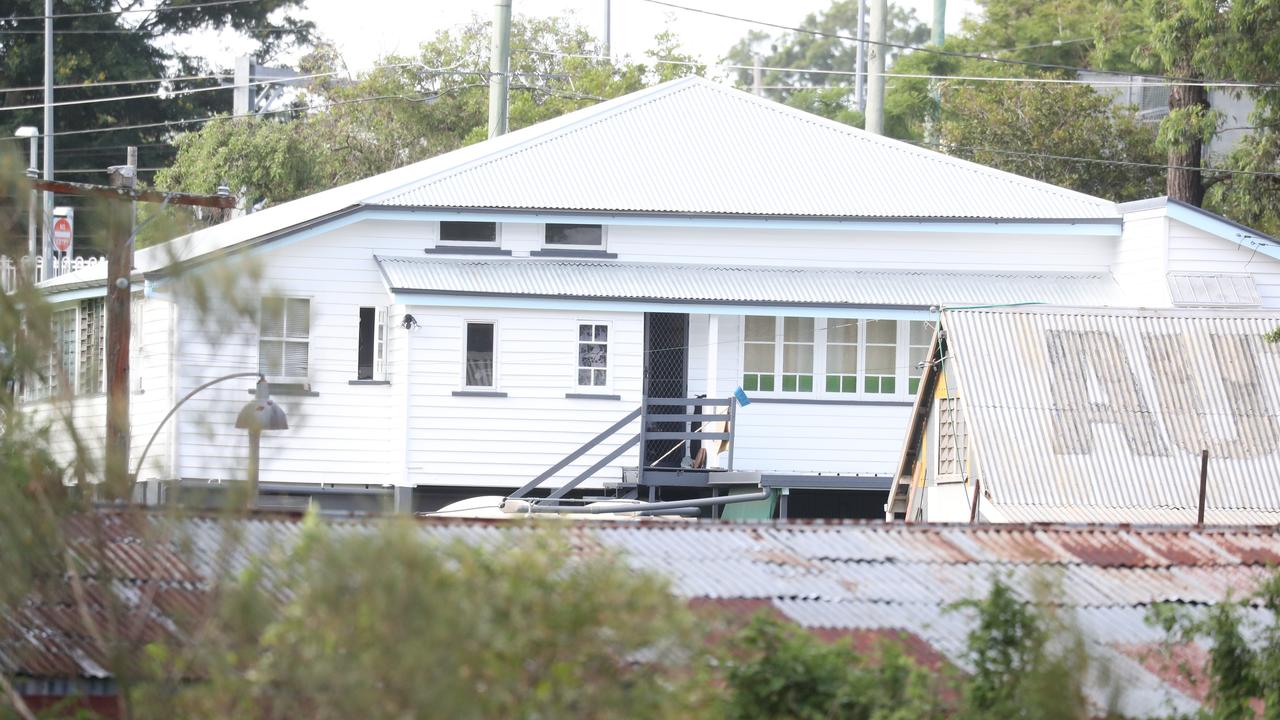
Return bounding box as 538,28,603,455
643,312,688,467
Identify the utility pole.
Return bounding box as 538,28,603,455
603,0,611,57
854,0,867,111
232,56,304,116
30,177,235,499
752,55,764,97
488,0,513,138
924,0,946,145
865,0,886,135
43,0,54,280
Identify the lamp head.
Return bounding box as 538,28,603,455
235,376,289,431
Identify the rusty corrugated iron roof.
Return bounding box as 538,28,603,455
5,512,1276,717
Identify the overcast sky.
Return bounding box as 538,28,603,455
186,0,983,74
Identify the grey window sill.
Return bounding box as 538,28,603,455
424,246,512,256
349,380,391,386
565,392,622,400
530,248,617,259
748,397,914,407
453,390,508,397
249,383,320,397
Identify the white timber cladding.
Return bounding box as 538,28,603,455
1112,209,1172,307
1166,218,1280,308
406,306,641,488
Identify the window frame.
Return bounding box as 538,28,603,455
574,320,611,391
439,221,499,246
258,296,312,383
544,223,606,250
738,316,936,400
461,319,499,390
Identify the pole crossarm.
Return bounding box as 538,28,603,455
29,178,236,208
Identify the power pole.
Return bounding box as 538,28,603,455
489,0,513,138
924,0,946,145
603,0,611,57
30,177,235,499
43,0,54,280
232,56,305,116
752,55,764,96
854,0,866,111
865,0,886,135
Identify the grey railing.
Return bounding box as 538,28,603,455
508,396,737,501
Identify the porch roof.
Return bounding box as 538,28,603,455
374,255,1132,309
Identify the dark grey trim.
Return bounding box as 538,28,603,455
247,383,319,397
530,248,618,259
452,390,508,397
761,474,893,491
348,380,391,386
423,245,512,256
749,397,915,407
389,286,929,311
371,204,1123,226
565,392,622,400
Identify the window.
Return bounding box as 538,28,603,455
907,320,933,394
545,224,603,247
356,307,388,380
825,318,859,393
78,298,104,395
741,316,932,398
576,323,609,387
781,317,814,392
465,322,495,387
26,307,76,401
864,320,897,394
742,316,775,391
440,221,497,243
259,297,310,380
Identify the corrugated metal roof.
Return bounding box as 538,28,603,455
376,256,1132,307
8,512,1274,717
940,305,1280,524
371,78,1120,221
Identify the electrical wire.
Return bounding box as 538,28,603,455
5,0,262,22
633,0,1280,88
910,139,1280,178
0,73,233,95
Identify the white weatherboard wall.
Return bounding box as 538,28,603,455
405,305,642,489
168,219,420,485
1166,219,1280,307
1112,209,1171,307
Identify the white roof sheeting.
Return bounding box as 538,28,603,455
942,306,1280,524
376,256,1132,308
371,77,1120,220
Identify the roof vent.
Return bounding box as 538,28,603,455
1167,272,1260,307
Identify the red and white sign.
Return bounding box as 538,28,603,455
51,216,73,253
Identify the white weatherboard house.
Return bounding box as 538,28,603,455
29,76,1280,516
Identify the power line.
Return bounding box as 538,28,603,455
4,0,262,22
633,0,1280,88
0,72,232,95
0,25,297,35
910,139,1280,178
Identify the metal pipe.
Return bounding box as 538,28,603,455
514,488,772,515
1197,449,1209,525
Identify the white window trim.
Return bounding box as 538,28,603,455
573,320,612,391
543,223,607,250
461,319,499,390
438,220,500,246
738,316,934,401
258,296,312,383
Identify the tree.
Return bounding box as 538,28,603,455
939,79,1165,201
722,1,930,126
155,17,701,210
0,0,314,252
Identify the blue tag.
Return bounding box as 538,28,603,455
734,387,752,407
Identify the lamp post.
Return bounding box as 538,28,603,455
14,127,39,275
132,372,288,505
235,376,289,502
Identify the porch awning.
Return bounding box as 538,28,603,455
375,255,1130,310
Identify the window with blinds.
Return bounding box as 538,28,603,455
259,297,310,380
937,397,967,479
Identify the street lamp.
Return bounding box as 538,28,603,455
13,127,38,272
235,376,289,501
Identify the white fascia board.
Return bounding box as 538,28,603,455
1165,202,1280,261
392,292,936,319
42,285,108,304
